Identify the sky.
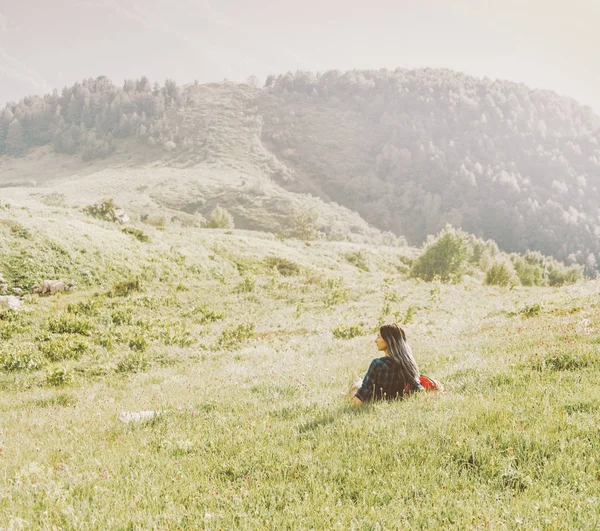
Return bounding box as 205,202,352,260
1,0,599,113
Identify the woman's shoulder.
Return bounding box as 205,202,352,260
369,357,395,369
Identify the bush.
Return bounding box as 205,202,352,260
117,351,150,373
38,335,91,361
332,324,365,339
485,260,518,287
290,205,319,240
205,206,234,229
547,261,584,286
66,300,100,316
324,277,349,307
128,334,149,352
410,225,472,283
1,347,44,372
235,276,256,293
111,308,134,325
510,251,583,287
186,304,225,324
343,251,370,272
122,226,150,242
47,314,93,335
85,198,119,221
110,278,143,297
45,367,73,387
263,257,301,276
218,323,255,349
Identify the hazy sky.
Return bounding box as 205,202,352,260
1,0,599,113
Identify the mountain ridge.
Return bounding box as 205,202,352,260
1,68,599,271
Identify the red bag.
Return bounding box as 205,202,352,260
419,374,443,391
405,375,444,394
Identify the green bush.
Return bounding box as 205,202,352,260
510,251,583,287
403,305,417,324
205,206,234,229
332,324,365,339
111,308,134,325
410,225,472,283
235,276,256,293
185,304,225,324
122,226,150,242
84,198,120,222
264,257,301,276
45,367,73,387
1,347,44,372
66,300,100,316
218,323,255,349
38,335,91,361
0,310,29,340
324,277,349,307
343,251,370,272
117,351,150,373
485,260,518,287
110,278,143,297
128,334,149,352
47,314,93,335
157,324,195,347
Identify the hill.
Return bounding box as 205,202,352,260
1,69,600,271
1,198,600,527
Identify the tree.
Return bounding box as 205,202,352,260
205,206,234,229
410,225,472,283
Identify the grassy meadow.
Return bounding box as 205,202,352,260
1,198,600,529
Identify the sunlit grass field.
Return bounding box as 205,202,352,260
1,201,600,529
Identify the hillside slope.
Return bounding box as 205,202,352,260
2,70,600,269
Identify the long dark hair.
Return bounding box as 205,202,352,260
380,323,420,386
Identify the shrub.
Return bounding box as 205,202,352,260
332,324,365,339
410,225,472,283
0,219,31,239
485,260,519,287
111,308,134,325
1,347,44,372
510,251,583,287
290,205,319,240
45,367,73,387
122,226,150,242
186,304,225,324
66,300,100,316
218,323,255,349
38,335,91,361
518,303,542,318
110,278,143,297
403,305,417,324
547,261,583,286
343,251,370,272
85,198,119,221
235,276,256,293
128,334,149,352
205,206,234,229
157,324,195,347
324,277,349,307
117,351,150,373
0,310,29,340
47,314,93,335
264,257,301,276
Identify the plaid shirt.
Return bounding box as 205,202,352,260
355,357,421,402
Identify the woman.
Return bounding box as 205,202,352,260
350,323,423,406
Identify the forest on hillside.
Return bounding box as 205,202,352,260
260,69,600,273
1,69,600,273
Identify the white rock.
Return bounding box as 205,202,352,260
0,296,22,311
117,410,164,423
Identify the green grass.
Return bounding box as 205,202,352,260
1,201,600,529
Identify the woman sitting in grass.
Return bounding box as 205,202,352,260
349,323,423,406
